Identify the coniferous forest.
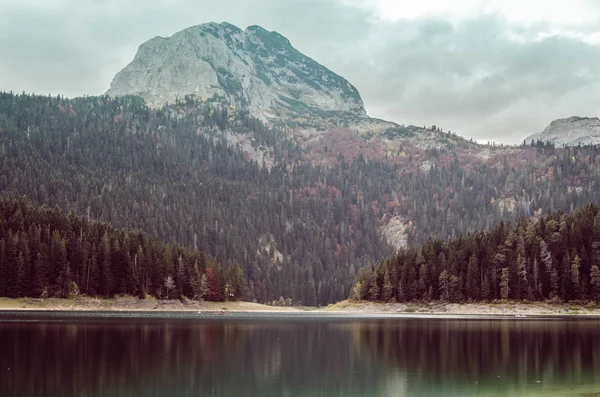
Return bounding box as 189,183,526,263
353,204,600,303
0,195,242,301
4,92,600,304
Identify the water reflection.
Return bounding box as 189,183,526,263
0,317,599,396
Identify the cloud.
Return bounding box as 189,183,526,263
1,0,600,143
0,0,373,95
344,14,600,142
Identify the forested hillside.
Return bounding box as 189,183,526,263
0,93,391,305
3,92,600,305
353,204,600,303
0,195,241,300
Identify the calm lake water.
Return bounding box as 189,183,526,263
1,312,600,397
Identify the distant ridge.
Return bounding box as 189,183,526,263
526,116,600,146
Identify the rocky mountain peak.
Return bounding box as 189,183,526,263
528,116,600,146
106,22,366,119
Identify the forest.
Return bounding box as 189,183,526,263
353,204,600,303
0,195,243,301
3,92,600,304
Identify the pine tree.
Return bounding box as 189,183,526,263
56,262,71,298
50,231,67,297
369,271,380,301
164,275,175,299
416,253,428,299
175,255,184,298
228,262,245,301
466,254,480,300
205,267,217,301
306,279,317,306
31,252,47,298
540,239,553,296
482,272,491,301
439,270,450,302
448,274,461,302
16,251,26,297
533,258,541,298
382,270,393,302
550,269,559,300
396,279,406,302
593,212,600,243
199,273,208,300
0,239,6,297
571,254,581,300
590,265,600,301
500,268,510,300
99,232,113,297
134,245,145,298
516,254,528,300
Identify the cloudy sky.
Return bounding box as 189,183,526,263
2,0,600,143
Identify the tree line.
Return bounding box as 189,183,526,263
353,203,600,303
0,195,244,300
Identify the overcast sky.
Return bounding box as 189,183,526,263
2,0,600,143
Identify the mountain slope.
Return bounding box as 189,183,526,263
0,195,239,301
106,21,469,149
353,203,600,303
3,93,600,305
106,22,366,119
527,116,600,146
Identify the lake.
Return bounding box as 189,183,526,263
1,312,600,396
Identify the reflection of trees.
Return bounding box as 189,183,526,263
0,319,387,397
349,319,600,388
1,319,599,396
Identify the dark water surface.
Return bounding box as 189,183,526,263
1,312,600,396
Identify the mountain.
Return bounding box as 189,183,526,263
107,22,366,120
527,116,600,146
3,92,600,305
5,27,600,306
106,21,472,155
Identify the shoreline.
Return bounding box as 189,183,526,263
1,297,600,318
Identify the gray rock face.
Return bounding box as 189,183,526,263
106,22,366,118
528,117,600,146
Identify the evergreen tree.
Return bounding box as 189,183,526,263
368,272,380,301
590,265,600,300
416,253,428,299
228,262,245,301
571,254,582,300
99,232,113,297
382,270,393,302
15,251,26,297
306,279,317,306
516,254,528,300
500,268,510,300
439,270,450,302
540,239,553,296
31,252,47,298
466,254,480,300
0,239,6,297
